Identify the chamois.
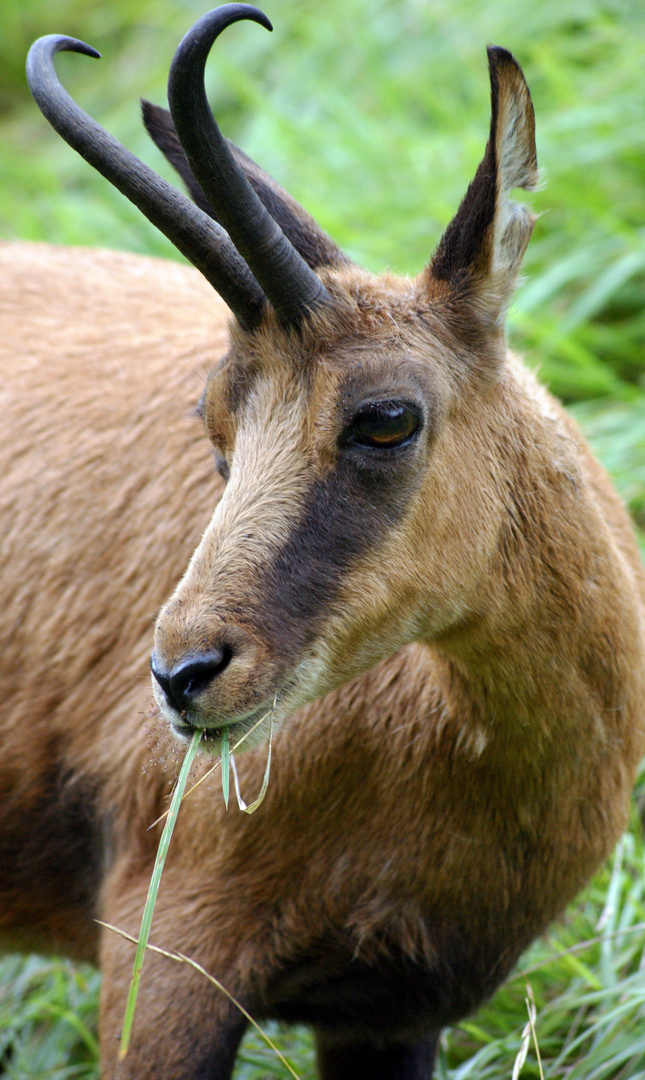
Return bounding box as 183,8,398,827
1,4,642,1078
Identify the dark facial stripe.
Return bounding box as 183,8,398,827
255,451,420,662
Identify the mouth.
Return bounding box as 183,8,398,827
169,704,276,754
170,720,226,747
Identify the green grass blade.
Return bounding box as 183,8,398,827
221,730,230,810
118,727,202,1060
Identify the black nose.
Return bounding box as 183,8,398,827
150,649,231,714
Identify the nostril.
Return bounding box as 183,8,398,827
150,647,232,714
170,650,231,708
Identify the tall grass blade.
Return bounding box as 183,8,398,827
118,727,202,1060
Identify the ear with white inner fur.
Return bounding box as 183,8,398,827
425,46,540,326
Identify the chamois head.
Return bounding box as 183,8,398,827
27,4,539,749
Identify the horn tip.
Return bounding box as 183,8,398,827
27,35,101,63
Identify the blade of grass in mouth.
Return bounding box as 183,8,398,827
150,707,275,828
221,729,230,809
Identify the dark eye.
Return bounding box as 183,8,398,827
351,401,420,448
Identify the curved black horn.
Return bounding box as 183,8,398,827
26,34,266,331
167,4,330,328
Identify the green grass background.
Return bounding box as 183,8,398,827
1,0,644,1076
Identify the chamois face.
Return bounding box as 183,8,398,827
131,30,539,748
151,272,507,746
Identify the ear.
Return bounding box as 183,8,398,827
425,47,539,326
142,100,350,272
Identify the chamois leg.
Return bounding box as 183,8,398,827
100,939,249,1080
98,874,251,1080
314,1030,440,1080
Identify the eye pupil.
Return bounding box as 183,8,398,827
352,402,419,448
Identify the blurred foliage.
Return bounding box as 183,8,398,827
0,0,644,1076
0,955,100,1078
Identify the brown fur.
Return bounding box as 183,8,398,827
3,33,645,1080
